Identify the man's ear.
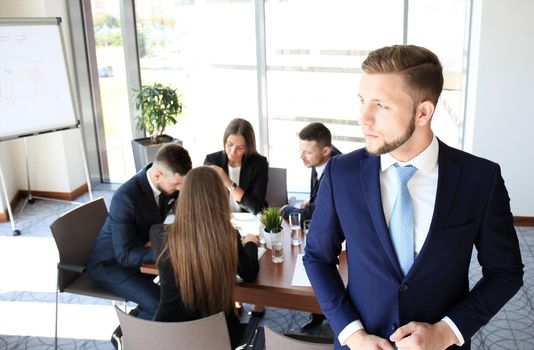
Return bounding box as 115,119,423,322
322,146,332,158
152,168,163,183
416,100,435,126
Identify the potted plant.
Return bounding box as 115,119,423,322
260,207,282,249
131,83,183,171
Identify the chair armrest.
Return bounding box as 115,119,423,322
57,262,86,274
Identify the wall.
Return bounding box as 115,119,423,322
464,0,534,216
0,0,86,215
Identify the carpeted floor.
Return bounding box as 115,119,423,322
0,188,532,349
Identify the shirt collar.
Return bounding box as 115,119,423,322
380,135,439,173
315,154,335,180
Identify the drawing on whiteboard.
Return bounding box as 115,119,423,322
0,57,62,102
0,22,77,140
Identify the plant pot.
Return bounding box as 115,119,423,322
131,134,182,171
264,227,284,250
263,229,272,249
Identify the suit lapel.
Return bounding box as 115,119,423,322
360,155,403,279
138,165,161,220
408,141,461,277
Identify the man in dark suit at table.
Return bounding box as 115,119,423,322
282,122,341,223
88,143,192,348
281,122,341,331
303,45,523,349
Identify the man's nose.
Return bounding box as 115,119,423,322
359,103,374,126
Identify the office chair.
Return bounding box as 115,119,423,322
264,326,333,350
50,197,127,350
266,167,288,207
115,306,232,350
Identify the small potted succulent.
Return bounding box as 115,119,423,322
131,83,183,170
260,207,282,249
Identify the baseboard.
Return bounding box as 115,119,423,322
0,184,88,223
513,216,534,227
3,192,533,228
17,183,88,202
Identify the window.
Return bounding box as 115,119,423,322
90,0,136,182
407,0,471,148
136,0,258,166
84,0,471,191
264,0,404,193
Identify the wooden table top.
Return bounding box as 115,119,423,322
142,229,347,314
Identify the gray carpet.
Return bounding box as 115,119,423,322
0,189,533,349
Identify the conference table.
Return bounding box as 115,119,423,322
141,226,348,314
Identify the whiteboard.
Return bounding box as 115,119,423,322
0,19,78,141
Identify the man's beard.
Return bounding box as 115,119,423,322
156,184,168,196
366,113,416,156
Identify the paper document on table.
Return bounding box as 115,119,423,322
231,212,260,236
291,253,311,287
257,247,266,260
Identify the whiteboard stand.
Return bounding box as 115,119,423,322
17,133,94,220
0,18,93,235
0,163,20,236
2,130,94,236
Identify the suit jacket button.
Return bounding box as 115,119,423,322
399,284,408,292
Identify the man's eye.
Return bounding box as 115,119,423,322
376,102,387,109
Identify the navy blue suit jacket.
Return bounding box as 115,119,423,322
303,140,523,349
204,151,268,214
88,164,178,283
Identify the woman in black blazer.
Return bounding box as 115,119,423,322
204,118,268,214
151,166,259,348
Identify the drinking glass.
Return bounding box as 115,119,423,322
289,212,301,246
258,214,266,245
270,227,284,263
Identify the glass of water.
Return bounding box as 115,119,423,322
270,227,284,263
289,212,302,246
257,214,266,245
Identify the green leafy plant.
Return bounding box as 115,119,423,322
133,83,183,144
260,207,282,233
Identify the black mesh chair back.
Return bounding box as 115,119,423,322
50,197,126,349
266,167,288,207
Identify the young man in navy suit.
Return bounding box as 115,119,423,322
303,45,523,349
88,143,192,347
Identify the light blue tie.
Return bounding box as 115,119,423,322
390,164,417,277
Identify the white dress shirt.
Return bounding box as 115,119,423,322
315,162,327,182
339,136,464,346
146,169,161,206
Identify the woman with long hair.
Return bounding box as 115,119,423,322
204,118,269,214
150,166,259,347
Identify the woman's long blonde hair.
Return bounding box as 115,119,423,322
164,166,237,316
